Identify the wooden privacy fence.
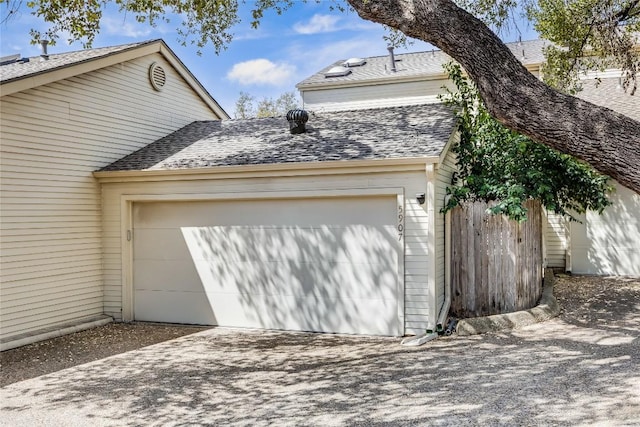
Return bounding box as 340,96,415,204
450,199,543,318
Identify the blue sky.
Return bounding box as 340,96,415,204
0,1,538,116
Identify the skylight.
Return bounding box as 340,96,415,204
343,57,366,67
324,66,352,78
0,54,20,66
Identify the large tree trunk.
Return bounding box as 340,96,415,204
347,0,640,194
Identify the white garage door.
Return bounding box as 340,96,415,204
132,196,402,335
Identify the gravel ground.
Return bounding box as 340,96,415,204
0,323,209,386
0,274,637,387
0,274,638,426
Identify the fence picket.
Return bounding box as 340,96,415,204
450,200,543,317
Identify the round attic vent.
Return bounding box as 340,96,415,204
149,62,166,91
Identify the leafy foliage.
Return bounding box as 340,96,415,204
2,0,295,52
234,92,257,119
456,0,640,94
440,63,611,221
456,0,522,33
234,91,300,119
529,0,640,94
4,0,638,91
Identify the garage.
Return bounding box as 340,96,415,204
132,196,403,336
96,104,458,336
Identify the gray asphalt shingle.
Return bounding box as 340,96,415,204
0,40,157,84
100,103,456,171
578,77,640,121
296,39,548,89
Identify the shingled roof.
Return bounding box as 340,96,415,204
578,77,640,122
100,103,456,172
297,39,548,89
0,40,156,84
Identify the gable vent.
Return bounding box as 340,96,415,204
149,62,167,91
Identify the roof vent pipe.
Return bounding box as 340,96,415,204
40,40,49,60
286,109,309,134
387,46,397,72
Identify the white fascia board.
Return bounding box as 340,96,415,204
93,156,442,183
437,130,460,167
297,73,449,92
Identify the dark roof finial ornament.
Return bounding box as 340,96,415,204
286,109,309,134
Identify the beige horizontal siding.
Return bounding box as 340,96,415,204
1,272,102,296
545,212,568,268
2,258,101,284
0,303,105,338
99,168,438,335
0,52,220,342
0,231,100,244
301,70,540,113
302,79,454,112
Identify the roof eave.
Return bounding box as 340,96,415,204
93,156,443,182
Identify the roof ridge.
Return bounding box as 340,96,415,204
21,38,162,61
339,38,546,62
0,39,165,85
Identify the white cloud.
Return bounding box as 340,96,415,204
227,59,296,86
291,37,387,74
293,14,341,35
233,30,270,41
102,16,154,38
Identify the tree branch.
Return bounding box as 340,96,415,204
602,0,640,24
346,0,640,194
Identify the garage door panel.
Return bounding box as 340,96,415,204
203,293,398,336
134,198,396,229
193,259,398,300
133,260,202,292
181,225,398,264
134,290,216,325
132,196,401,335
134,228,192,260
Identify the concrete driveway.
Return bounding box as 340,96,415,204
1,277,639,426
